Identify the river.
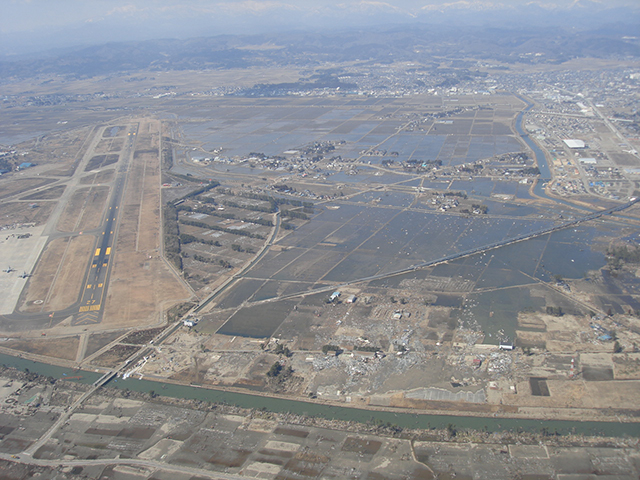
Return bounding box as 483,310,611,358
514,98,595,213
0,353,637,437
514,101,552,186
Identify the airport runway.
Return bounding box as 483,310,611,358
0,123,138,331
72,124,137,326
72,177,125,326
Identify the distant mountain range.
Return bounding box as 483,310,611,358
3,0,639,56
2,23,639,80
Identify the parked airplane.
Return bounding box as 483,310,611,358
3,266,15,273
18,271,31,278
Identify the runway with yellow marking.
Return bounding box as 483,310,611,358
72,124,137,326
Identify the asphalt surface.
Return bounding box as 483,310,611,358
72,175,125,326
72,125,137,326
0,124,138,331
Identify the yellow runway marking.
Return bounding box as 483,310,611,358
79,304,101,313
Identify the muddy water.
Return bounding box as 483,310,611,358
0,352,637,437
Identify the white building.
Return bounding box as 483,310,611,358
563,139,586,149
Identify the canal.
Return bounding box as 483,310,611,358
514,97,594,212
1,353,638,438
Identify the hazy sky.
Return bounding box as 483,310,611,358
3,0,639,55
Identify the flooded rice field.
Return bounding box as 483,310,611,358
173,97,621,344
178,98,522,166
213,192,612,339
217,300,298,337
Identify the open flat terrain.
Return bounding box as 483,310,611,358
0,64,639,441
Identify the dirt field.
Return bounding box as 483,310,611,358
21,185,66,201
38,235,95,312
56,186,109,232
122,327,165,345
79,169,115,185
20,237,70,313
93,344,141,367
0,202,54,227
21,234,97,315
84,331,126,358
0,178,55,201
2,336,79,360
131,151,161,251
